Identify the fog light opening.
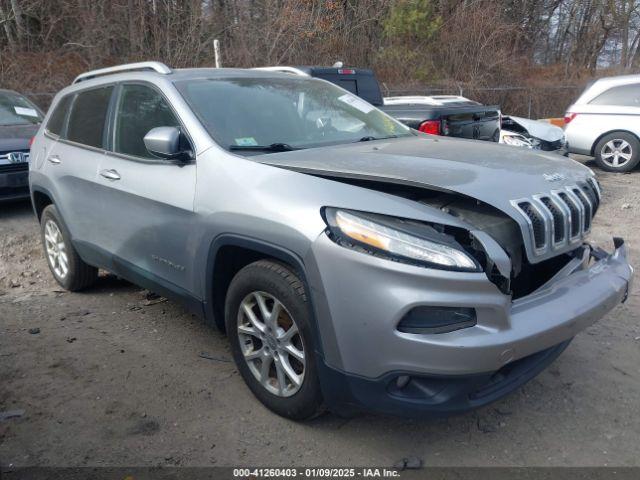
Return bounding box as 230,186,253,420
397,306,477,334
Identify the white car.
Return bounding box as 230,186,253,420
565,74,640,172
500,115,567,154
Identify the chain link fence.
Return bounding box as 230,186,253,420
382,85,584,119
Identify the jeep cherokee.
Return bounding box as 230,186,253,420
30,62,634,420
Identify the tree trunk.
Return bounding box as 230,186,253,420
0,3,17,52
9,0,25,47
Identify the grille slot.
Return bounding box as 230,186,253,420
573,188,592,231
580,182,599,214
540,197,564,243
517,201,546,249
587,177,601,201
557,192,580,238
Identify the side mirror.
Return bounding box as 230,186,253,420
143,126,192,161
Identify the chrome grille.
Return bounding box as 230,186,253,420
512,181,599,257
0,150,30,162
0,150,30,173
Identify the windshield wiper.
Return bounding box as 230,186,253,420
357,135,398,142
229,143,298,152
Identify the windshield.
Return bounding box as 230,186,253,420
174,77,412,152
0,91,43,126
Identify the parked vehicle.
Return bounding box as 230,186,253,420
382,95,500,141
565,74,640,172
500,115,568,155
31,62,633,420
255,66,501,142
1,89,43,202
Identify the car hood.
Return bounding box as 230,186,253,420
257,135,594,263
258,135,591,208
505,116,564,142
0,123,39,151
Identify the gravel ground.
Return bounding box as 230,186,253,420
1,158,639,468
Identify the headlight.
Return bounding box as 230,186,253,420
323,208,479,271
501,132,534,148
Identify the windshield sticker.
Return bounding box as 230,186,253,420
14,106,38,117
234,137,258,146
338,94,374,114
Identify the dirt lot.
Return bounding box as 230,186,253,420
1,158,639,468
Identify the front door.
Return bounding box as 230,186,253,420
96,83,197,293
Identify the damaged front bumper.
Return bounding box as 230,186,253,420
308,235,633,416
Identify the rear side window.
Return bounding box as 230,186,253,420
67,86,114,148
589,84,640,106
114,84,179,159
46,94,72,136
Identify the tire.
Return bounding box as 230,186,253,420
594,132,640,172
225,260,324,420
40,205,98,291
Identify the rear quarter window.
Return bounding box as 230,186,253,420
66,86,114,148
589,83,640,106
46,94,73,136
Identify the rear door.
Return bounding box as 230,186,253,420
96,82,197,292
41,86,114,255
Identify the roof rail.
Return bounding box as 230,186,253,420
252,66,310,77
73,61,171,84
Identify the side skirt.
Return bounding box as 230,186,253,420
73,240,205,318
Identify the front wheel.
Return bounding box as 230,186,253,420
225,260,324,420
594,132,640,172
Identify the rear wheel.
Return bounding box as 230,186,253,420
40,205,98,291
594,132,640,172
225,260,324,420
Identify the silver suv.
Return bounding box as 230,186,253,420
565,74,640,172
30,62,633,420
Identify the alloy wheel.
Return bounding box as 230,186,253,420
601,139,633,168
237,291,305,397
44,220,69,279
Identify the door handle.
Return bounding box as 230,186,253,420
99,169,121,181
47,155,61,164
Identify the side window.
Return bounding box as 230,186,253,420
67,86,114,148
46,94,72,136
589,84,640,106
114,84,179,159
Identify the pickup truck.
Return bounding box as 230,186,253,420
255,66,501,142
